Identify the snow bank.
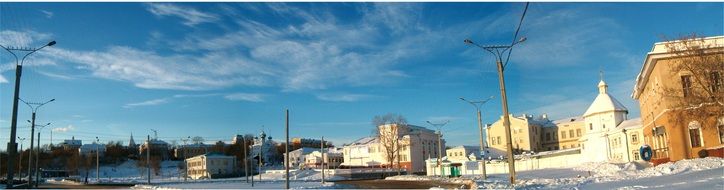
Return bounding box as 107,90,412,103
385,175,476,189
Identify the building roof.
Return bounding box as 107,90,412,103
348,136,379,146
583,80,628,117
553,116,584,124
449,145,480,150
616,118,643,130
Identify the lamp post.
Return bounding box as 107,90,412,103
1,41,56,188
426,120,448,177
460,96,494,179
464,37,526,184
33,122,51,188
95,137,100,183
17,137,26,182
20,98,54,187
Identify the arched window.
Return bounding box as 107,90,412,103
688,121,702,148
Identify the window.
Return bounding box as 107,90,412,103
546,133,551,141
561,132,567,139
577,129,581,137
711,72,721,93
562,145,567,149
589,123,593,130
603,124,606,129
497,137,501,145
719,125,724,144
569,130,575,138
631,134,639,144
633,151,640,160
682,75,692,97
690,128,702,147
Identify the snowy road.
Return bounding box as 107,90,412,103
581,167,724,190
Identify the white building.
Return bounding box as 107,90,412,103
446,146,481,161
304,148,344,169
60,136,82,150
249,131,278,165
79,143,106,156
186,153,236,179
283,147,316,169
342,124,444,174
580,78,643,163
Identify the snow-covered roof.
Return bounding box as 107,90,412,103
449,145,480,151
553,116,584,124
616,118,643,129
583,80,628,117
348,136,378,146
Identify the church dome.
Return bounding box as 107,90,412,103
583,80,628,117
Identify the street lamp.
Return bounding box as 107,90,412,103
33,122,51,188
426,120,448,178
17,137,26,181
464,37,526,184
95,137,100,183
20,98,54,187
1,41,56,188
460,96,494,180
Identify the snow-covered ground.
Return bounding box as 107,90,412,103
131,171,338,189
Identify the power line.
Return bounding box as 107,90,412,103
503,2,530,69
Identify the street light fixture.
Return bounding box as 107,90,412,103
460,96,494,180
464,37,526,184
19,98,54,187
1,40,56,188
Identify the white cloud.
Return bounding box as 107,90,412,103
224,93,265,102
36,70,75,80
53,125,75,132
316,93,377,102
146,3,219,26
123,98,170,108
0,75,7,83
40,10,53,18
0,30,52,48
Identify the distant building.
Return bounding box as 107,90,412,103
249,131,278,165
446,146,480,161
186,153,236,179
174,144,213,159
283,147,316,169
291,138,330,148
79,143,106,156
542,116,586,151
487,114,551,153
304,148,343,169
140,139,170,160
341,136,384,167
59,136,82,151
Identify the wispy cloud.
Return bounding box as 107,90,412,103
425,116,462,122
224,93,265,102
146,3,219,26
40,10,53,18
123,98,170,108
36,70,76,80
316,93,378,102
53,125,75,132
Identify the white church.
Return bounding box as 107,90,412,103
579,77,644,163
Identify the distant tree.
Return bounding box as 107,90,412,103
191,136,205,144
658,34,724,132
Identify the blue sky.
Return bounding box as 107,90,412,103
0,2,722,148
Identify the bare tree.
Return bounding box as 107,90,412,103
372,113,409,173
191,136,205,145
658,34,724,129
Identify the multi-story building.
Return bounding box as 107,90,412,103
59,136,82,151
283,147,316,169
186,153,236,179
606,118,644,162
342,124,444,174
304,148,344,169
249,131,278,165
487,114,550,153
291,138,329,149
545,117,586,151
140,139,170,160
79,143,106,156
632,36,724,164
175,144,213,159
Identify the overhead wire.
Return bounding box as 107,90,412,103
503,2,530,69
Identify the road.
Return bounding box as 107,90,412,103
335,179,469,189
38,183,135,189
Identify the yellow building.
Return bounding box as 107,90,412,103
631,36,724,164
186,153,236,179
541,117,585,151
487,114,548,153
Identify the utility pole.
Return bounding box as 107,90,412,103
29,122,50,188
464,37,527,184
285,109,290,189
250,136,254,187
321,136,325,184
95,137,100,183
1,41,56,188
460,96,494,180
427,121,448,178
182,136,189,182
20,98,54,188
147,135,151,184
242,136,248,183
17,137,25,182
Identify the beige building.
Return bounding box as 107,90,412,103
606,118,644,162
446,146,480,161
632,36,724,164
342,124,444,174
542,117,586,151
186,153,236,179
304,148,344,169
